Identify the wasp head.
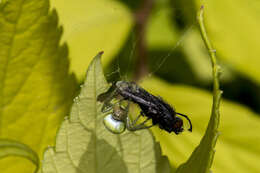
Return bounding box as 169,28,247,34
172,116,184,134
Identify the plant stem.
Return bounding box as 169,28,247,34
175,6,222,173
198,5,222,127
133,0,154,81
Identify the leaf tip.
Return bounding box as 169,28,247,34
98,51,104,56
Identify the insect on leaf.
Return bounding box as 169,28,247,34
41,52,171,173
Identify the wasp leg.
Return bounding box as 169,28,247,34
126,115,153,131
138,117,151,126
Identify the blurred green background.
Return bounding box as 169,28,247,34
1,0,260,172
51,0,260,172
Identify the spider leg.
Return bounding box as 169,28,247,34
128,113,142,126
135,124,154,130
133,117,154,130
101,97,126,113
126,113,154,131
98,83,119,113
113,100,130,121
121,100,130,112
101,102,113,113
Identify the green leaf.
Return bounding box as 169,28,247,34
171,0,260,84
154,141,173,173
41,53,170,173
0,0,77,172
0,139,39,172
146,1,179,49
142,78,260,173
50,0,133,80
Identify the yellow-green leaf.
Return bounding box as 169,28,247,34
194,0,260,83
146,1,179,49
42,53,171,173
0,0,77,172
50,0,133,80
141,78,260,173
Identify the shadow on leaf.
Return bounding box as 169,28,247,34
78,133,128,173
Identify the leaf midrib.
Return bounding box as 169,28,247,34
0,0,26,135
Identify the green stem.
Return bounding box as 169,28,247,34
176,6,222,173
197,5,222,129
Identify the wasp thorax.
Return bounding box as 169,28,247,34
116,81,128,91
103,114,126,134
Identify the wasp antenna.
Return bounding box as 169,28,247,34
176,112,192,132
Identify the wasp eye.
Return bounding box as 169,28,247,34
103,114,126,134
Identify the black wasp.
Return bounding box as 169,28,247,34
98,81,192,134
